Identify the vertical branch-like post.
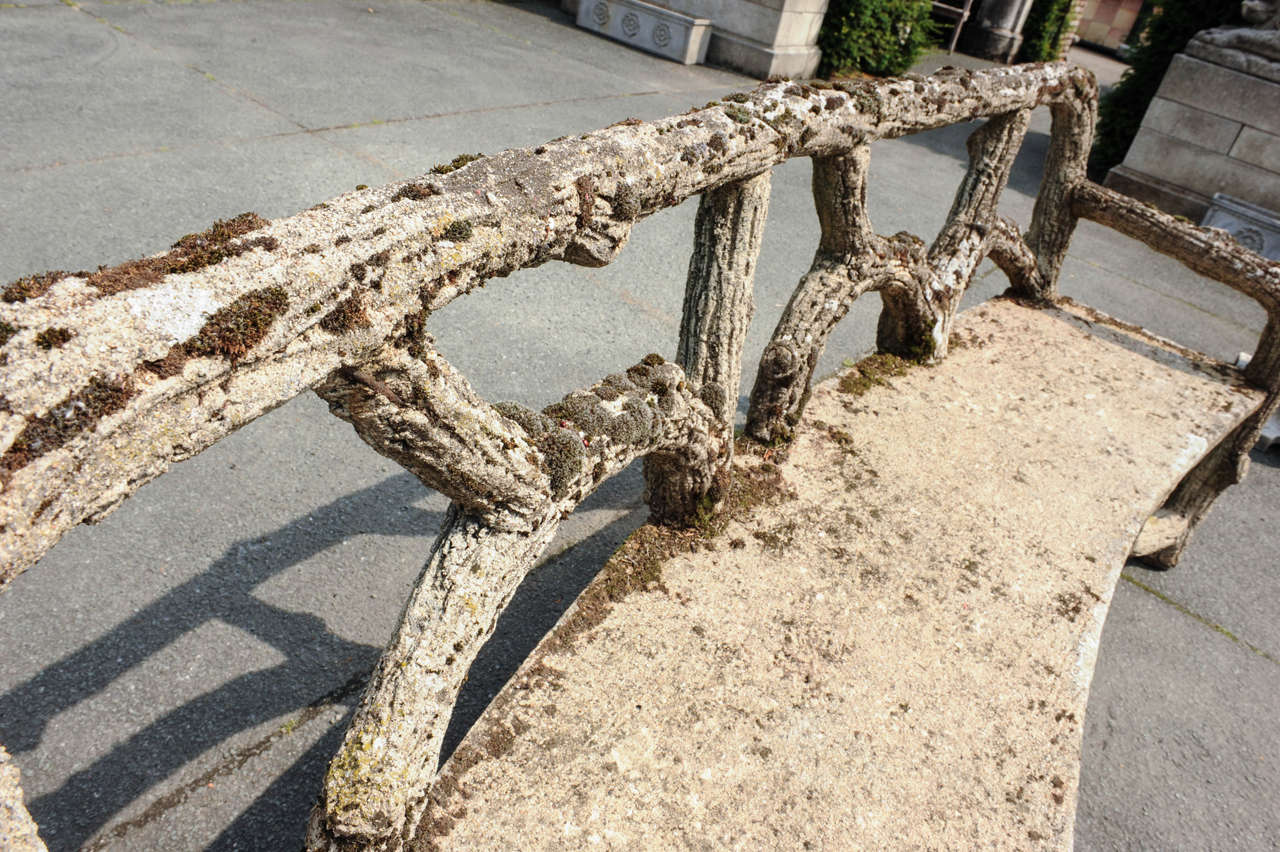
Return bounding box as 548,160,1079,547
645,171,772,523
878,109,1031,361
746,147,914,443
1020,83,1098,301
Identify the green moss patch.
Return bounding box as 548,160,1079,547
0,320,17,347
2,271,77,303
319,293,371,333
837,352,911,396
431,153,484,175
442,219,473,242
392,182,437,202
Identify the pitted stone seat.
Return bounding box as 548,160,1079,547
410,299,1263,850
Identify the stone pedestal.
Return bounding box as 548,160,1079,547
1106,52,1280,221
959,0,1035,62
563,0,825,78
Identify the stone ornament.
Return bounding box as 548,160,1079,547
574,0,712,65
1187,0,1280,81
1239,227,1266,252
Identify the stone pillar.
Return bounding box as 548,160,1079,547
961,0,1037,62
1105,3,1280,220
565,0,827,78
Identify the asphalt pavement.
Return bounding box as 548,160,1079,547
0,2,1276,849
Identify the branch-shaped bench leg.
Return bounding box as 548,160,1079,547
310,352,723,847
878,109,1031,360
645,171,771,522
1070,179,1280,568
745,149,924,443
1134,318,1280,568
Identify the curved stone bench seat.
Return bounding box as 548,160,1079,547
408,299,1264,851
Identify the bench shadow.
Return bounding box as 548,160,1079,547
0,474,435,851
1042,302,1257,389
5,460,650,850
206,465,648,850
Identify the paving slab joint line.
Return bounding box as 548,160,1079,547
81,671,368,851
1120,572,1279,666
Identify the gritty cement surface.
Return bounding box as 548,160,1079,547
417,300,1262,851
0,2,1277,849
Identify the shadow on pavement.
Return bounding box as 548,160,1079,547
1,474,432,849
3,459,652,849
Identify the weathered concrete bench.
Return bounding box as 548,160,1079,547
406,299,1262,850
0,62,1276,850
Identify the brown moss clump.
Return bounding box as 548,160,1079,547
1,376,135,475
574,176,594,228
837,352,911,397
2,271,76,303
34,328,73,350
0,320,17,347
442,219,472,242
318,293,371,334
543,453,795,654
431,153,484,175
182,286,289,361
142,347,188,378
84,212,275,296
391,182,437,202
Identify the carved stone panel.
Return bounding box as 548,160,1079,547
576,0,712,64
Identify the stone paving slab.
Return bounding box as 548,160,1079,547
414,299,1264,851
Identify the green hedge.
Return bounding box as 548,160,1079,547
1017,0,1076,62
817,0,939,78
1089,0,1241,179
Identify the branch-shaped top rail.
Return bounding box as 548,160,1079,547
0,62,1097,585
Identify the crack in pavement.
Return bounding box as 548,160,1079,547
1121,572,1279,667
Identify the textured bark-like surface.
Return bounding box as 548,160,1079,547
0,61,1096,588
987,217,1042,296
748,111,1029,444
673,172,772,422
1068,180,1280,567
916,109,1032,354
1022,89,1098,300
646,172,772,522
1071,181,1280,317
878,110,1031,361
309,357,723,847
315,345,550,530
0,745,45,852
745,149,925,443
314,505,562,849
